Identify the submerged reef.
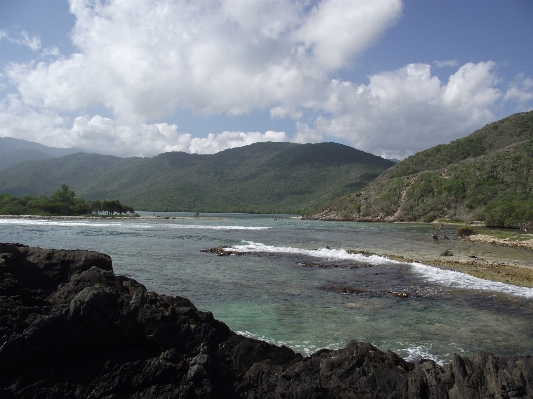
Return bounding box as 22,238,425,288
1,243,532,398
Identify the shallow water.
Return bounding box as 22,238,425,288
1,213,532,364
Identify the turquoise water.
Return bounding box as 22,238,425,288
1,213,532,364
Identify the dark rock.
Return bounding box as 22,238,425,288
440,249,453,256
324,286,419,298
1,243,532,398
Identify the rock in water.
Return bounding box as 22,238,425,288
0,243,532,398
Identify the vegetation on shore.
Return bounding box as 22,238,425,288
0,185,135,216
310,111,533,230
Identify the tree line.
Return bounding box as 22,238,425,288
0,185,135,216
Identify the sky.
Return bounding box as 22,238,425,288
0,0,532,160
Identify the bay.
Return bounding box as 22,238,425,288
1,212,532,365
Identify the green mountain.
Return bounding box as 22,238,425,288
310,111,533,228
0,142,394,214
0,137,83,170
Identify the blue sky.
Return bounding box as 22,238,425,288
1,0,532,159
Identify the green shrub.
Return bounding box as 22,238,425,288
456,226,476,237
484,199,533,229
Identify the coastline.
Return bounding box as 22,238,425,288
348,246,533,288
3,214,532,287
0,214,226,220
467,233,533,251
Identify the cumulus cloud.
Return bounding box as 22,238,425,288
293,0,401,70
4,0,402,122
189,131,289,154
296,62,506,159
0,94,68,146
0,94,288,156
1,0,532,160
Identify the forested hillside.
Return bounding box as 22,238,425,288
0,137,82,170
310,111,533,228
0,142,393,214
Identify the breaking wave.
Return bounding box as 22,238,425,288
227,241,533,299
0,219,270,231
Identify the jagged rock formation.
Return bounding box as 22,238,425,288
1,243,532,398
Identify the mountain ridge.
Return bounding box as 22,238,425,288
0,137,83,170
0,142,394,214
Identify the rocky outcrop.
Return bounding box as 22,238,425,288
1,243,532,398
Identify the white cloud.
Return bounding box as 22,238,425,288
296,62,505,159
39,47,61,59
189,131,289,154
68,116,201,156
270,106,303,120
293,122,324,143
0,94,68,146
1,0,532,161
67,116,289,156
294,0,402,70
504,74,533,104
0,94,288,157
4,0,402,122
0,29,41,51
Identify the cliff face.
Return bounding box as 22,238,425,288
1,243,532,398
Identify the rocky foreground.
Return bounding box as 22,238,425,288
1,243,532,398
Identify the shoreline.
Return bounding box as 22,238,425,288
3,214,532,287
0,214,226,221
347,247,533,288
467,233,533,251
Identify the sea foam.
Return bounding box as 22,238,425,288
228,241,533,299
0,219,270,231
409,262,533,299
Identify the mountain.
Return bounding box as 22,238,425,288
309,111,533,227
0,137,83,170
0,142,394,214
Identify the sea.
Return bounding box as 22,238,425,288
1,212,532,365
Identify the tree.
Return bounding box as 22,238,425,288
51,184,76,206
49,184,77,215
90,200,102,214
101,199,134,215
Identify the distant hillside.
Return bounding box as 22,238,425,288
0,142,394,214
0,137,83,170
310,111,533,228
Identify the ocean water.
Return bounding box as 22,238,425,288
1,213,532,364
